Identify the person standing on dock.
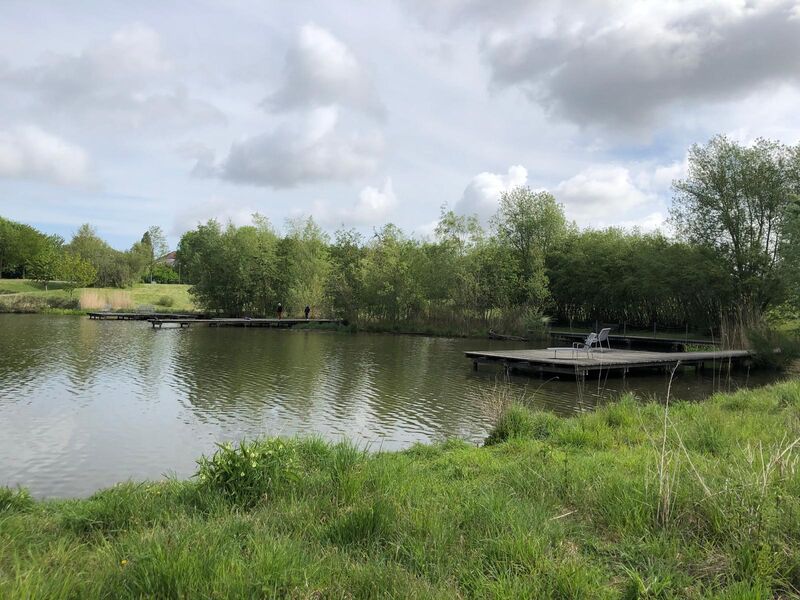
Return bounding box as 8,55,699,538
304,305,310,320
276,303,283,319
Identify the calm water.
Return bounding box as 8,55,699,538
0,315,777,497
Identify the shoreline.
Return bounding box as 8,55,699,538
3,380,800,596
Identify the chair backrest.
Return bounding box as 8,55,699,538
597,327,611,342
584,332,598,346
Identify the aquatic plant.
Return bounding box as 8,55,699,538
195,438,299,507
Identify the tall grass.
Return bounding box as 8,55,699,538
78,289,134,310
2,381,800,597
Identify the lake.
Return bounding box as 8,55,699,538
0,314,777,497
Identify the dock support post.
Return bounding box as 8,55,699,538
473,360,478,371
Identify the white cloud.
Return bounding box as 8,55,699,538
220,106,383,187
172,197,258,235
454,164,528,223
266,23,384,118
310,177,397,227
2,24,224,131
555,165,655,227
0,125,90,187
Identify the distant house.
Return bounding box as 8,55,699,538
158,251,178,267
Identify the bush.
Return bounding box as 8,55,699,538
148,263,180,284
747,326,800,369
195,439,299,508
157,295,175,307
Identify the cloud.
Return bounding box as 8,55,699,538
0,125,90,186
483,1,800,129
554,164,661,229
310,177,397,227
454,164,528,223
402,0,800,131
399,0,535,30
172,197,258,235
2,24,224,131
219,107,383,187
265,23,384,118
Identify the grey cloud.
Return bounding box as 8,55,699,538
219,107,383,188
482,1,800,129
0,125,91,187
2,24,225,131
399,0,537,30
265,23,385,119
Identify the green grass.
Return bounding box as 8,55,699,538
2,381,800,597
0,279,195,313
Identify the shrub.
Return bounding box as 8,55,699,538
157,295,175,307
747,326,800,369
195,439,299,508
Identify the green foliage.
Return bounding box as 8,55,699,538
671,136,800,313
147,262,179,284
60,252,97,296
746,324,800,369
156,295,175,307
67,224,145,287
195,439,299,507
26,239,62,290
0,216,55,277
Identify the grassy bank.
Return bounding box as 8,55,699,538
0,279,195,313
2,382,800,598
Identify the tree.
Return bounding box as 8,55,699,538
491,187,568,307
140,225,169,283
671,136,800,312
27,239,62,290
0,217,53,278
60,252,97,297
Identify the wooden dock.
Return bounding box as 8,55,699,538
88,312,206,321
465,348,751,378
549,331,718,352
149,317,342,329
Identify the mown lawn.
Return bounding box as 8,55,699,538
2,380,800,598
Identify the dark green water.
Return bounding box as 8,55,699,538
0,315,778,497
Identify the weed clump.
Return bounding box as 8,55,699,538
196,439,298,508
484,405,561,445
157,295,175,307
0,487,33,513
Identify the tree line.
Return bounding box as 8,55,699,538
0,220,178,294
2,135,799,331
177,135,800,332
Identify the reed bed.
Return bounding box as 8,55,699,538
78,289,134,310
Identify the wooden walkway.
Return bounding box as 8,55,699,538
550,331,719,351
465,348,752,377
150,318,342,329
88,312,205,321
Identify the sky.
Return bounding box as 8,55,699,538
1,0,800,249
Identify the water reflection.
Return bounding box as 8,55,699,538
0,315,778,498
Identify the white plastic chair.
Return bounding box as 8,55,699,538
596,327,612,351
573,332,598,355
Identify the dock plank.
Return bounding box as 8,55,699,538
465,348,751,376
149,317,342,328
